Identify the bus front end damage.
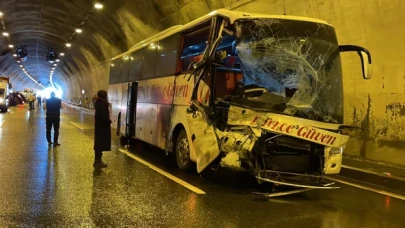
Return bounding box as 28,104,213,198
186,101,349,190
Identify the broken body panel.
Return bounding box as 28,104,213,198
108,9,371,190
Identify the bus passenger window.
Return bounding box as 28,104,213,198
180,23,210,73
142,42,158,79
156,33,181,77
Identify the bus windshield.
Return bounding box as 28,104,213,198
233,18,343,123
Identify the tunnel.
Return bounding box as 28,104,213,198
0,0,403,167
0,1,405,226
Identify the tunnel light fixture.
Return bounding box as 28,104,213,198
65,43,71,47
0,12,3,16
8,44,13,48
2,32,9,37
16,60,20,63
53,64,57,66
95,3,103,9
75,28,82,33
59,52,65,56
56,59,60,62
52,67,55,70
13,54,17,57
19,65,23,67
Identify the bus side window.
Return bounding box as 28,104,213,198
142,42,158,79
156,33,181,77
180,22,211,73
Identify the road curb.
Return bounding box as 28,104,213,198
338,165,405,193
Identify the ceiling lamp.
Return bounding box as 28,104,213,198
9,44,13,48
13,54,17,57
0,12,3,16
53,64,57,66
75,28,82,33
2,32,9,37
95,3,103,9
65,43,71,47
59,52,65,56
56,59,60,62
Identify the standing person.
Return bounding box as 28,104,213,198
43,91,63,146
27,93,34,110
37,95,42,108
93,90,111,168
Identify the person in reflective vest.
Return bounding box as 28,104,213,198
43,91,63,146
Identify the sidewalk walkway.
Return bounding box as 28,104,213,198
343,157,405,179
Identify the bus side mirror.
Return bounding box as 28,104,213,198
339,45,372,79
358,50,372,79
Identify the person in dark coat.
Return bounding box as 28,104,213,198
93,90,111,168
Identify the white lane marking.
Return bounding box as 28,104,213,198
70,122,86,130
325,176,405,201
118,148,206,195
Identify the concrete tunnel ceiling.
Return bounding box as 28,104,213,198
0,0,255,96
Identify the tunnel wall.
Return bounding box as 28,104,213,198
68,0,405,167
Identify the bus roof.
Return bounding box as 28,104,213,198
112,8,331,61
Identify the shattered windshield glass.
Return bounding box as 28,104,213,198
234,19,343,123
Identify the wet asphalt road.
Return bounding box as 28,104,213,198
0,104,404,228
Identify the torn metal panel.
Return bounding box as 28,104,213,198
216,127,258,170
185,102,220,173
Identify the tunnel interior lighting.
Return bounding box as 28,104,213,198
56,59,60,62
19,65,23,67
75,28,82,33
95,3,103,9
0,12,3,16
59,52,65,56
9,44,13,48
52,67,55,70
3,32,9,37
53,64,57,66
65,43,71,47
13,54,17,57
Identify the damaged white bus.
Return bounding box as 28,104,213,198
108,9,372,190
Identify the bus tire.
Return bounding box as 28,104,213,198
175,129,194,172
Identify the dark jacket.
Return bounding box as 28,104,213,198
94,97,112,151
45,97,62,116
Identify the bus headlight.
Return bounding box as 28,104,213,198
330,147,343,154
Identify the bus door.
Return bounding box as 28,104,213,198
126,81,138,138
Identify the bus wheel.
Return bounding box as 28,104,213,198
175,129,193,172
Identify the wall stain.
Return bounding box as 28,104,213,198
378,139,405,150
360,94,372,158
376,127,388,137
351,105,359,126
386,102,405,117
